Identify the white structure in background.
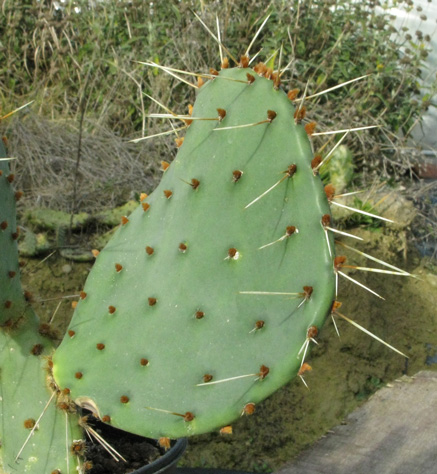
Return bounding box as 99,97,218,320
386,0,437,155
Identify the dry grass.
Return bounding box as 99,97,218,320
6,114,167,213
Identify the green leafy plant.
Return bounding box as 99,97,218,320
344,197,383,229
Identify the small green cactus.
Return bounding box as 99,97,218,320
320,144,354,194
0,138,84,473
53,63,336,438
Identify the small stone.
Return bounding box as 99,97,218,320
62,264,72,274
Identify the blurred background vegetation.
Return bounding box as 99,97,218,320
0,0,435,250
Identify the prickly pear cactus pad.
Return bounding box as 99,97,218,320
0,142,25,326
53,66,335,438
0,139,83,473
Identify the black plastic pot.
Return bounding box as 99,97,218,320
83,414,188,473
132,438,188,474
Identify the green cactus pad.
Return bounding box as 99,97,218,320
53,67,335,438
0,142,26,327
0,314,84,473
0,140,83,473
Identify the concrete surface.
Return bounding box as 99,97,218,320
276,371,437,474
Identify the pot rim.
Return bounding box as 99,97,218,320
131,438,188,474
